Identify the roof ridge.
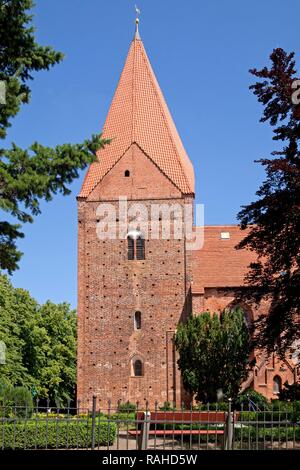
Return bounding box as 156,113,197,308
137,41,192,193
132,38,137,143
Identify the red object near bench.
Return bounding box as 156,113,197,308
130,410,233,450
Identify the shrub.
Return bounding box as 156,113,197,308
195,402,228,411
234,425,300,442
159,402,176,411
0,418,116,449
110,412,136,423
10,387,34,418
34,412,67,419
235,389,269,410
117,402,136,413
240,401,300,423
0,386,34,418
174,309,251,403
279,382,300,401
0,380,13,401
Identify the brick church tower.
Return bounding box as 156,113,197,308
77,22,195,407
77,21,300,406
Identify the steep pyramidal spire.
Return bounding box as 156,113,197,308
79,22,194,198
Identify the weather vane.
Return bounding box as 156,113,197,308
135,5,141,19
134,5,141,36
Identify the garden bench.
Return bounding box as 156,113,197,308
129,411,234,450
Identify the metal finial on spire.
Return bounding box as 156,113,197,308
134,5,141,39
135,5,141,19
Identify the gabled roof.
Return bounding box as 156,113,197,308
79,32,194,198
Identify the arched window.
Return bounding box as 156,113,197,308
127,231,145,261
134,311,142,330
127,236,134,260
136,236,145,260
133,359,143,377
125,170,130,177
273,375,282,394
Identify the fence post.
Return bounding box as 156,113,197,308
138,411,151,450
224,398,234,450
91,395,97,450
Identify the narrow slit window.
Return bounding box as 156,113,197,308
134,311,142,330
136,236,145,260
133,359,143,377
127,237,134,260
273,375,282,394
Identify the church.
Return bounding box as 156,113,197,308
76,20,298,407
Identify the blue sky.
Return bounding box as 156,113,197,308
5,0,300,308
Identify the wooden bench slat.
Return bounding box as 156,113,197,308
135,411,226,423
129,430,224,436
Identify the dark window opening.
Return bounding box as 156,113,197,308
125,170,130,177
134,311,142,330
128,237,134,260
127,235,145,261
273,375,282,394
133,359,143,377
136,236,145,260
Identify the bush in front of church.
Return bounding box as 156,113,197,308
174,308,252,403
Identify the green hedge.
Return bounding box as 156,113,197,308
240,410,300,423
170,425,300,444
0,385,34,418
0,418,116,449
109,412,136,424
117,402,136,413
234,425,300,441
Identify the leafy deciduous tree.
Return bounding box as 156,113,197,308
0,274,76,403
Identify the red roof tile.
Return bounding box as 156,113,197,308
79,35,194,198
192,226,256,291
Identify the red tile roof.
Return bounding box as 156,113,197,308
192,226,256,291
79,35,194,198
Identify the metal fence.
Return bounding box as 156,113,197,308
1,397,300,450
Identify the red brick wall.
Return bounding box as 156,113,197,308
78,144,298,407
88,144,182,202
77,144,193,408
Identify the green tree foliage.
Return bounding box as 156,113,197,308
236,389,269,410
236,48,300,354
174,308,251,403
279,381,300,401
0,1,109,272
0,274,76,403
0,384,34,417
